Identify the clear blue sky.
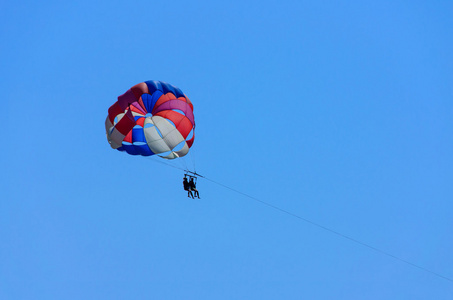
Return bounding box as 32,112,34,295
2,0,453,299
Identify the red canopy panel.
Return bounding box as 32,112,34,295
155,110,194,139
108,102,124,123
153,92,179,110
135,117,146,127
131,82,149,99
117,89,138,110
123,129,133,143
186,135,195,148
130,102,146,115
114,110,135,136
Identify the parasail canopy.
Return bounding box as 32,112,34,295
105,80,195,159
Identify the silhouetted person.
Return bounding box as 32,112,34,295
183,177,194,198
189,178,200,199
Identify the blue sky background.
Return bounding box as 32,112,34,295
1,0,453,299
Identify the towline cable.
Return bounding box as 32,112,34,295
144,156,453,283
203,176,453,284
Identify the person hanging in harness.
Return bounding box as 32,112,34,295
189,177,200,199
183,176,195,199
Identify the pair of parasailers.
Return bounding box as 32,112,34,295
183,176,200,199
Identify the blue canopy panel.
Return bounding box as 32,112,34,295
132,127,146,143
117,127,153,156
134,143,154,156
121,142,154,156
141,91,163,113
121,142,140,155
145,80,185,98
145,80,162,95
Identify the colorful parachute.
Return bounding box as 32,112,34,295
105,80,195,159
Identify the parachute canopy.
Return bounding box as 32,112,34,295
105,80,195,159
